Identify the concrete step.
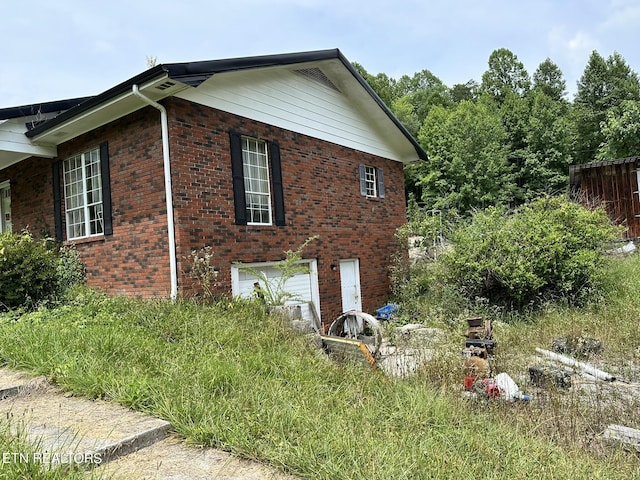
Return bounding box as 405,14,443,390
0,368,171,468
0,368,297,479
94,436,297,480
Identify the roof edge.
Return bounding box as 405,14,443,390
25,66,169,138
23,48,429,161
335,50,428,161
571,156,640,172
0,97,93,121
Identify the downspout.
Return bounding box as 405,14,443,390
132,85,178,301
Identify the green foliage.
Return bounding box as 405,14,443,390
533,58,567,101
0,231,59,310
517,90,572,198
416,100,514,214
55,245,86,291
480,48,531,103
572,51,640,164
450,79,479,103
357,48,640,218
0,232,85,310
440,196,623,309
597,99,640,159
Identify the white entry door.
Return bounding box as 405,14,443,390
340,259,362,312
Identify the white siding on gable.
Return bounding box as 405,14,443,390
175,60,418,163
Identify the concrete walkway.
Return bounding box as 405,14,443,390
0,368,297,479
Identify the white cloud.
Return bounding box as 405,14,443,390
599,3,640,31
548,27,598,58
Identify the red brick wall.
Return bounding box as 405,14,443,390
3,108,173,297
0,157,56,238
56,108,173,297
3,98,408,323
167,98,407,324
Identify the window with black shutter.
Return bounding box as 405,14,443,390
229,131,285,226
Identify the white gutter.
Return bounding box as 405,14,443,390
132,85,178,301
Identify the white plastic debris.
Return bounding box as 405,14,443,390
494,372,530,401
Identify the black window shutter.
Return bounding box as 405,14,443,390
269,141,285,226
52,161,63,242
359,164,366,196
229,131,247,225
377,167,385,198
99,142,113,235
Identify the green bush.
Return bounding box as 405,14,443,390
56,244,86,290
440,196,623,309
0,231,85,310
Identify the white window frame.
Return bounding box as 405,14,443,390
364,165,377,198
0,180,11,234
242,136,272,225
63,147,104,240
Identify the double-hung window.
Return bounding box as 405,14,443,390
242,137,272,225
229,131,285,227
63,147,104,239
359,164,385,199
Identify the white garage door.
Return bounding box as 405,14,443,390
231,260,320,324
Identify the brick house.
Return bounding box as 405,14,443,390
0,49,427,329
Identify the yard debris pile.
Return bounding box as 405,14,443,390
551,334,603,357
320,311,383,369
377,324,445,378
319,308,445,378
461,316,530,401
528,337,640,452
315,308,640,455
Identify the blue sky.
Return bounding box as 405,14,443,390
2,0,640,107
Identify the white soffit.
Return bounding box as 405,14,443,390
0,119,57,170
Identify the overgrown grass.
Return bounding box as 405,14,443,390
0,272,639,478
0,423,102,479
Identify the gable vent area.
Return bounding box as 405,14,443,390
156,81,177,91
293,68,341,92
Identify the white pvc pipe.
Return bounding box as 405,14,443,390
535,348,615,382
132,85,178,302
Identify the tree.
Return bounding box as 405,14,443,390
450,80,479,103
352,62,398,107
415,101,514,215
480,48,531,103
571,51,640,164
597,100,640,160
396,69,451,124
533,58,567,101
500,90,531,152
390,95,421,139
520,90,572,197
